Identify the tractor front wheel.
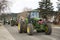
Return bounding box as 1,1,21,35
45,24,52,35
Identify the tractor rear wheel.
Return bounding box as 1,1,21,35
27,23,34,35
45,24,52,35
18,21,23,33
22,21,27,33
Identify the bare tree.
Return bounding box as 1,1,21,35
18,7,32,19
0,0,9,14
23,7,32,12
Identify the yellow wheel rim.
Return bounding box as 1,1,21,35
18,23,20,30
27,27,30,33
45,26,48,32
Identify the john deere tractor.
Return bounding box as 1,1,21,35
18,10,52,35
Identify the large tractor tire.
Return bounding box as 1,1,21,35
23,22,27,33
27,23,34,35
45,24,52,35
18,21,23,33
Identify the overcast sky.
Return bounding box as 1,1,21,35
8,0,58,13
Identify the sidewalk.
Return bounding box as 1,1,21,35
51,24,60,28
0,25,15,40
51,24,60,27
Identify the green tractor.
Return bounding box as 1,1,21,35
10,18,18,26
18,10,52,35
10,20,16,26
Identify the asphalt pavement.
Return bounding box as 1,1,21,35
0,25,15,40
4,24,60,40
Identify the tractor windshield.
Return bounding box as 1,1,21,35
30,11,39,18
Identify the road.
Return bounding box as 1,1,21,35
5,24,60,40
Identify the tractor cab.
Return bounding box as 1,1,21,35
27,11,43,23
30,11,39,18
28,10,40,19
27,11,43,25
